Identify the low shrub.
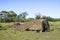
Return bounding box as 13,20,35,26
0,26,7,30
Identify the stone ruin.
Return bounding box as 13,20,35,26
9,19,50,32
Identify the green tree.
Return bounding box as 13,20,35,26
18,12,28,22
35,13,41,19
19,12,28,19
9,11,17,22
0,11,8,22
0,14,2,22
0,11,17,22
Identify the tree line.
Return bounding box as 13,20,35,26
0,11,34,23
0,11,60,23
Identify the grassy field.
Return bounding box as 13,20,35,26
0,21,60,40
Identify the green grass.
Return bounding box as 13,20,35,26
0,21,60,40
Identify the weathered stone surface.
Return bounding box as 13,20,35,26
9,19,50,32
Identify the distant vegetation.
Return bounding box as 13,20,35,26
0,11,60,23
47,16,60,22
0,11,35,23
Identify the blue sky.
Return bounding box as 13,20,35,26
0,0,60,18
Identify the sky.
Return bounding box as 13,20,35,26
0,0,60,18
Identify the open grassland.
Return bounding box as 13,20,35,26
0,21,60,40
